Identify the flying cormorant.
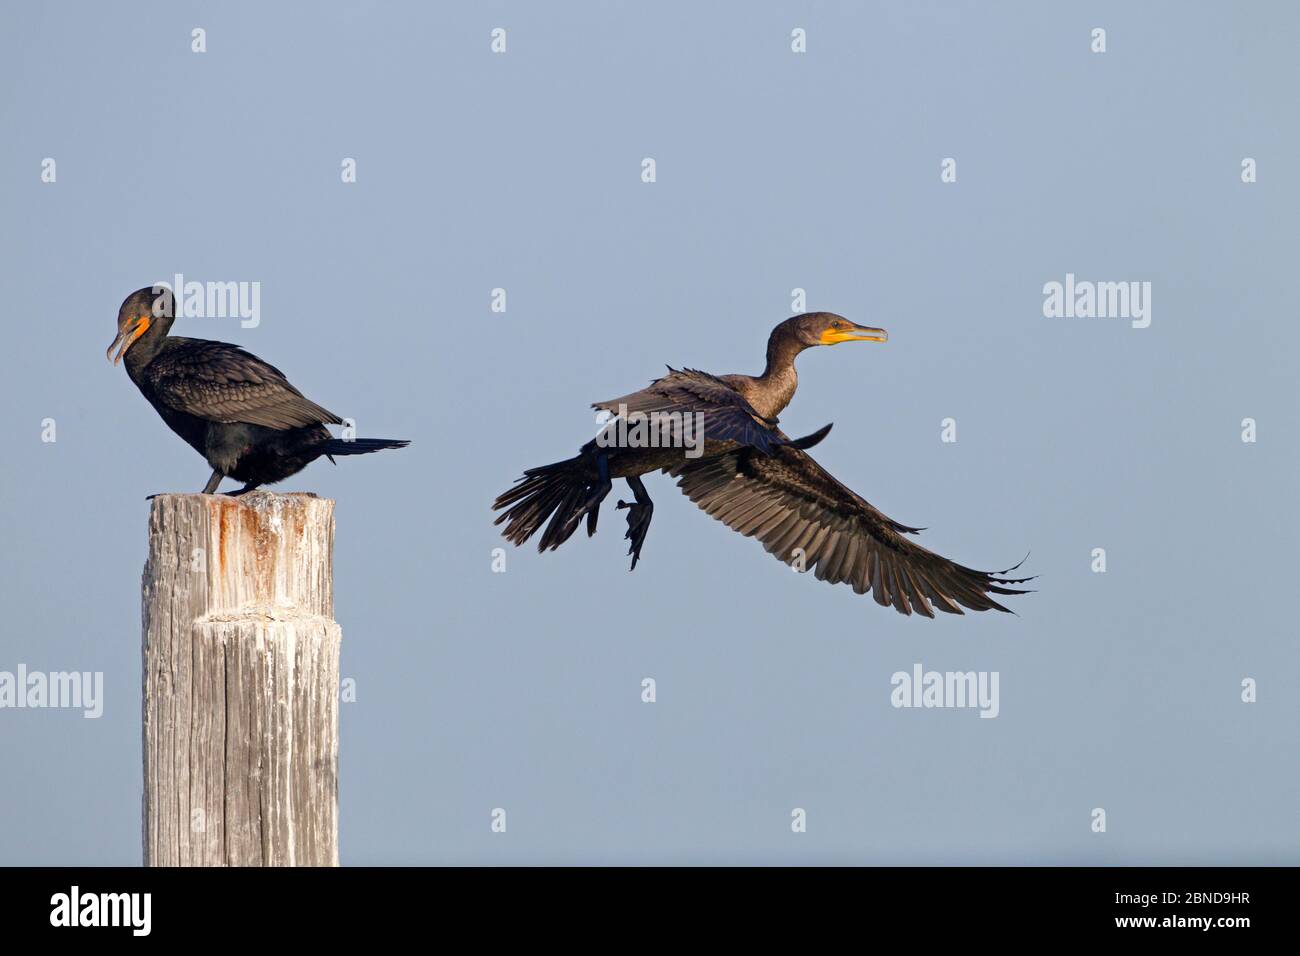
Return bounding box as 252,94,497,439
108,286,408,494
492,312,1030,616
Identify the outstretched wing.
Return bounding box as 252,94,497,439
668,444,1031,616
594,367,783,454
144,339,342,429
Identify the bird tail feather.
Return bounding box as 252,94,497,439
492,454,594,551
321,437,410,457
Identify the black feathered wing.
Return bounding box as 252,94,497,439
668,444,1030,616
143,339,343,429
594,367,784,454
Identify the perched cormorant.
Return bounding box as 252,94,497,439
493,312,1030,616
108,286,408,494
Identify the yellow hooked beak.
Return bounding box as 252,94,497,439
106,315,151,364
819,323,888,345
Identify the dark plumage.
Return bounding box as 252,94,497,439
493,312,1031,617
108,286,408,494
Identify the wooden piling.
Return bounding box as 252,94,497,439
141,492,340,866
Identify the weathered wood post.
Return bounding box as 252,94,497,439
141,492,341,866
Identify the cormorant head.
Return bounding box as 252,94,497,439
778,312,888,349
107,286,175,364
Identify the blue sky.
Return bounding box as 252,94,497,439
1,1,1297,864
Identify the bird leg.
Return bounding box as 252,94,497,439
570,450,611,537
224,482,262,497
617,475,654,570
149,468,223,499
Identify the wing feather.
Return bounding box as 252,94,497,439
594,367,783,454
144,338,342,429
670,444,1031,616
